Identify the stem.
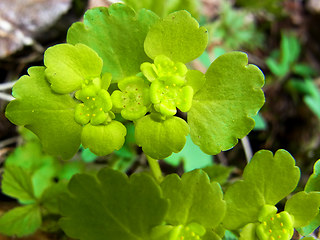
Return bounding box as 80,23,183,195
146,155,163,183
241,136,253,163
0,92,14,101
0,80,17,91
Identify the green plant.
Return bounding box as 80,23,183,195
266,33,320,119
1,3,319,240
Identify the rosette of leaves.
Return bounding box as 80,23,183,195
5,43,126,158
6,3,265,160
222,149,320,240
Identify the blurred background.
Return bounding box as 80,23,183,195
1,0,320,239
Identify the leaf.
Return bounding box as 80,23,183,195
223,149,300,230
135,113,190,159
67,4,159,82
164,135,213,172
305,159,320,192
188,52,265,155
202,165,234,185
252,112,267,130
44,43,103,94
144,10,208,63
5,67,82,159
40,181,68,215
0,204,41,237
122,0,200,19
2,165,35,203
81,121,127,156
297,213,320,236
160,169,226,228
243,149,300,205
5,141,60,198
239,223,257,240
59,168,168,240
223,180,265,229
285,191,320,228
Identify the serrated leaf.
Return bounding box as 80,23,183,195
135,114,189,159
165,135,213,172
0,204,41,237
161,169,226,228
285,191,320,228
5,141,59,198
2,165,35,203
188,52,265,155
67,4,159,82
144,10,207,63
59,168,168,240
44,43,103,94
305,160,320,192
243,149,300,205
5,67,82,159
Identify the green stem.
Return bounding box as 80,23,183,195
146,155,163,183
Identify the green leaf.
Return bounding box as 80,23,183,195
44,43,103,94
243,149,300,205
239,223,257,240
188,52,265,155
135,113,190,159
161,169,226,228
202,165,233,185
0,204,41,237
164,135,213,172
223,180,265,229
123,0,200,19
81,121,127,156
67,4,159,82
305,160,320,192
5,67,82,159
223,149,300,230
186,70,206,94
2,166,35,203
60,168,168,240
40,181,68,215
5,141,59,198
144,10,208,63
297,213,320,236
253,112,267,130
81,147,98,163
285,191,320,228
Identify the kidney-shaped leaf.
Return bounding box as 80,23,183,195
285,191,320,228
161,169,226,228
59,168,168,240
5,67,82,159
135,114,190,159
243,149,300,205
67,3,159,82
188,52,265,155
44,43,103,94
144,10,207,63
